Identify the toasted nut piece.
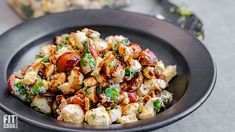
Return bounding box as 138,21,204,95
111,66,125,84
30,61,44,73
143,66,155,79
44,64,56,78
84,77,97,88
82,28,101,40
86,86,99,104
118,44,132,62
50,73,66,92
21,71,37,85
68,67,84,90
58,83,74,95
40,45,56,57
85,97,91,111
128,43,142,59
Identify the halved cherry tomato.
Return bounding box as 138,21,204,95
128,92,138,103
72,94,85,109
57,52,81,72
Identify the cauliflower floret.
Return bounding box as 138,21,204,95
82,28,101,40
85,106,111,125
144,79,167,91
108,106,122,123
129,59,142,72
138,100,155,120
74,31,87,43
156,61,165,74
57,104,84,124
21,71,37,85
137,84,150,96
106,35,129,50
162,65,177,82
31,95,52,114
94,40,108,51
117,113,138,124
160,90,173,104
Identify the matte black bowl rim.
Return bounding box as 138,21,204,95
0,9,217,131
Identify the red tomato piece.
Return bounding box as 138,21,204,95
57,52,81,72
128,92,138,103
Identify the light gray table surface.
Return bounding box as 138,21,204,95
1,0,235,131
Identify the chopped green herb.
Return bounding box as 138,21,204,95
97,84,103,94
105,87,119,102
56,46,59,51
91,113,96,119
41,58,49,63
21,4,33,18
82,41,90,53
80,54,96,68
31,80,43,95
14,82,26,95
80,57,87,66
125,67,135,76
136,107,141,114
35,54,44,59
85,89,90,95
170,7,192,17
153,99,164,112
123,38,130,45
65,36,70,41
31,105,40,111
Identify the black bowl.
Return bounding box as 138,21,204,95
0,10,216,131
